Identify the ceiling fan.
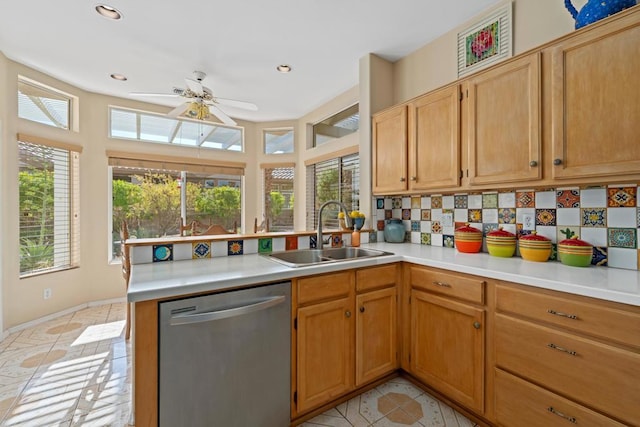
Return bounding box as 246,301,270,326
130,71,257,126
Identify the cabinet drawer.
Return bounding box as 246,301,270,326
356,264,397,293
495,368,626,427
496,283,640,348
409,266,484,304
297,271,354,306
495,314,640,426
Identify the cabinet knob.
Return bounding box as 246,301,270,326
553,158,563,166
529,160,538,167
400,177,406,182
359,306,365,313
345,310,351,318
411,176,417,181
473,321,481,329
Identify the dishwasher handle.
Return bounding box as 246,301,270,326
170,295,286,326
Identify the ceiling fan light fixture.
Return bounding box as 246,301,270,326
96,4,123,20
110,73,127,81
277,64,292,73
186,101,210,120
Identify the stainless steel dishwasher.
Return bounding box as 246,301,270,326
159,282,291,427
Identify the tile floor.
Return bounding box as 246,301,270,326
301,376,478,427
0,303,477,427
0,303,132,426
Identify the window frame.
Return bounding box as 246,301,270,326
312,103,359,148
263,127,295,154
18,134,81,278
18,76,74,131
108,106,245,152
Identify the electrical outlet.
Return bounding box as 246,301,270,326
43,288,52,300
523,214,535,231
442,213,454,227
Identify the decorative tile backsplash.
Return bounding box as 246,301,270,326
374,185,640,271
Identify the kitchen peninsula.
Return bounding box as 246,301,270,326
127,238,640,426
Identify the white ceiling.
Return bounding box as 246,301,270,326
0,0,499,123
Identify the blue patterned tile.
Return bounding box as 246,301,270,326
227,240,244,256
402,209,411,220
376,198,385,209
454,195,468,209
369,232,377,243
192,242,211,259
498,208,516,224
411,221,420,232
153,244,173,262
482,223,499,236
608,228,636,248
592,246,608,266
581,208,607,227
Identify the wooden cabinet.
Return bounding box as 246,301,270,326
550,13,640,180
372,85,460,194
494,282,640,426
295,271,355,413
407,265,485,413
408,85,461,190
372,105,408,193
355,264,399,385
464,52,541,186
293,264,399,416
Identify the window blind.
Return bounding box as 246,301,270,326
19,139,80,276
306,153,359,231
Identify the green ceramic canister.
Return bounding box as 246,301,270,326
384,219,405,243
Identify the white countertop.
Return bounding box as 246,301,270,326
128,242,640,306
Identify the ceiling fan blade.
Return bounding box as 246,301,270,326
208,104,237,126
167,102,190,118
185,78,203,94
215,97,258,111
130,92,179,97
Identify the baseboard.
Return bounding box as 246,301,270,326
3,297,127,338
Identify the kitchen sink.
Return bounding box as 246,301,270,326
263,247,394,268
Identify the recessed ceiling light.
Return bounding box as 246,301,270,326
96,4,123,20
110,73,127,81
277,65,292,73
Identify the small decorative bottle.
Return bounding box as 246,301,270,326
351,230,360,247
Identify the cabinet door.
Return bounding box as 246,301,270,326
410,290,484,413
551,19,640,179
356,286,397,386
465,53,541,185
372,105,408,193
297,296,354,413
408,85,461,191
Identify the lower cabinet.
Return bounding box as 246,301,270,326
494,282,640,427
407,265,486,414
294,264,399,417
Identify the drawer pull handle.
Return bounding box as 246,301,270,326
547,309,577,320
547,407,577,424
547,343,577,356
432,281,451,288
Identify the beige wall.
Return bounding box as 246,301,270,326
392,0,583,105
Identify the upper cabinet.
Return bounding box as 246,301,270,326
409,85,461,191
464,53,541,186
550,14,640,180
372,105,408,194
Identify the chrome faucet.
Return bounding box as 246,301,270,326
316,200,351,250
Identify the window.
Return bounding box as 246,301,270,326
306,153,359,230
264,128,294,154
263,166,294,232
109,107,244,152
19,135,81,276
313,104,359,147
18,77,72,130
109,154,244,260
